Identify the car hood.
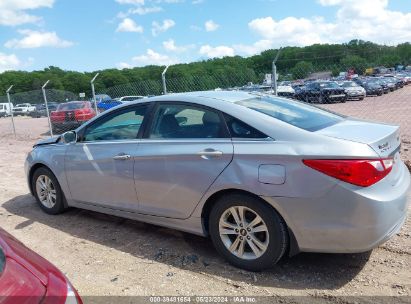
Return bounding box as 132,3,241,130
34,136,61,147
345,87,364,91
316,119,400,157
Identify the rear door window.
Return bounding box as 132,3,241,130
224,114,269,139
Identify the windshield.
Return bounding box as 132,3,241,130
16,104,25,107
236,95,343,131
57,102,86,111
0,247,5,275
341,82,358,88
319,82,340,89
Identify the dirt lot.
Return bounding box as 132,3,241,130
0,89,410,302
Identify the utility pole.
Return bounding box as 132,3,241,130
162,65,170,95
272,48,282,96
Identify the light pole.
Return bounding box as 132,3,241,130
6,85,16,139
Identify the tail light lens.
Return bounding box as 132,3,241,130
74,108,94,121
303,158,394,187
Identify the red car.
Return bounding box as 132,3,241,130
50,101,96,134
0,227,82,304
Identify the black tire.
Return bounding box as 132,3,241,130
32,167,66,215
209,193,288,271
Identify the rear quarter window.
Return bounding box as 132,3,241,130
236,96,343,132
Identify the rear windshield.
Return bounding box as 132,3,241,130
236,95,343,131
0,248,5,275
57,102,86,111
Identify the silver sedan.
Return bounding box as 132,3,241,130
25,91,410,271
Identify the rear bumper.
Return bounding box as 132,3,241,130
51,121,83,130
346,92,365,99
263,161,410,253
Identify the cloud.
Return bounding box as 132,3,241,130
199,45,234,58
0,0,54,26
0,52,21,72
152,19,175,36
131,49,176,66
247,0,411,48
205,20,219,32
4,29,74,49
117,5,162,18
233,40,274,56
116,18,143,33
163,39,194,52
117,62,133,69
192,0,204,4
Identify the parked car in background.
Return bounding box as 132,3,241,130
353,78,383,96
50,101,96,134
26,91,410,271
396,73,411,84
0,103,13,118
12,103,36,116
29,103,58,118
295,81,347,103
0,227,82,303
377,78,396,92
97,99,123,113
94,94,111,103
367,79,390,94
339,81,366,100
114,96,145,102
277,82,295,98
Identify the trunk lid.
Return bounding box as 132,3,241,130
316,119,401,158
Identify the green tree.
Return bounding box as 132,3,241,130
290,61,314,79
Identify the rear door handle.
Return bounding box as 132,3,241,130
197,149,223,159
113,153,131,160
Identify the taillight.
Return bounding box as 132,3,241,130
303,158,394,187
74,109,94,121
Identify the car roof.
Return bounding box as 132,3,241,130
145,90,255,104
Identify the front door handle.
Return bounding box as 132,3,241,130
197,149,223,159
113,153,131,160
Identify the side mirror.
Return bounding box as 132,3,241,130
61,131,77,144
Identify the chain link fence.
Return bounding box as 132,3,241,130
0,61,410,163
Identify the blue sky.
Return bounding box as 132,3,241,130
1,0,411,72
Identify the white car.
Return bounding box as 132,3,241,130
0,103,13,118
12,103,36,116
277,83,295,98
339,81,366,100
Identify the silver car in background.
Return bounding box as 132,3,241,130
25,91,410,271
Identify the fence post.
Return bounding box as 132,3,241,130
91,73,99,113
42,80,53,137
6,85,16,139
272,48,282,96
162,65,170,95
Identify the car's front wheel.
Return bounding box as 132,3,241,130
209,194,288,271
32,167,66,215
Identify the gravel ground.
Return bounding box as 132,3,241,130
0,89,410,303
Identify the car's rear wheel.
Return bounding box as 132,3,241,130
209,194,288,271
32,167,66,215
